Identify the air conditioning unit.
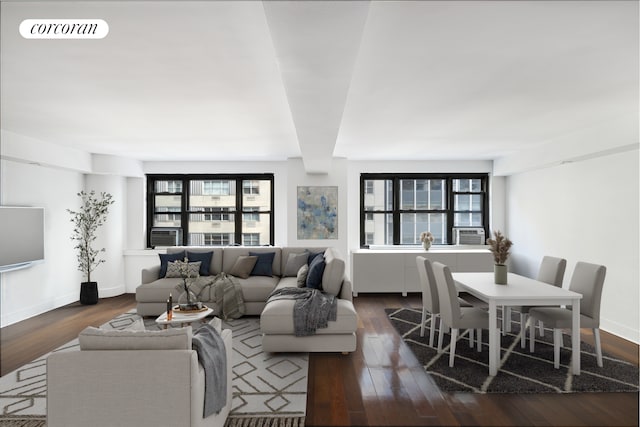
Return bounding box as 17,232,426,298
150,228,181,247
454,228,486,245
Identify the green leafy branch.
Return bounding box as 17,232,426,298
67,191,114,282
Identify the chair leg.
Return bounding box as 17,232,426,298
428,314,437,347
437,320,445,354
420,307,427,337
520,312,527,348
529,318,535,352
539,320,544,336
594,328,603,367
504,307,512,333
476,329,482,352
553,329,562,369
449,329,458,367
469,328,474,347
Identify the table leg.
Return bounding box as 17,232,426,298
571,299,581,375
489,300,498,376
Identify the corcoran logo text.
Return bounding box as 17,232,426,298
20,19,109,39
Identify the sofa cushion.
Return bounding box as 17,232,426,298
136,278,181,303
186,251,213,276
306,255,325,289
79,326,193,350
159,251,185,278
238,276,279,302
229,256,258,279
222,247,282,277
249,251,276,277
321,248,345,296
283,252,309,277
165,261,201,278
261,297,357,335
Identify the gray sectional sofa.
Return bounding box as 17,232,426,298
136,246,358,353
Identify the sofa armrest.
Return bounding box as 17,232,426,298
142,265,161,284
339,277,353,301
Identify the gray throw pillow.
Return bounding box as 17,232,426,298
296,264,309,287
284,252,310,277
165,261,201,278
229,256,258,279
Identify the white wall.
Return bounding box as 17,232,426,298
0,159,84,326
505,149,639,343
85,174,127,297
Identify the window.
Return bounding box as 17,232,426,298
147,174,274,247
243,180,260,195
360,173,488,247
242,233,260,246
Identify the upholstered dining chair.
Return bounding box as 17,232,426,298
528,261,606,368
416,256,486,349
432,261,492,367
509,256,567,348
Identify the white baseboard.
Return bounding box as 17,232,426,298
601,318,640,345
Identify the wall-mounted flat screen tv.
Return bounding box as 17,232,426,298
0,206,45,271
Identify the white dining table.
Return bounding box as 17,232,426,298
452,272,583,376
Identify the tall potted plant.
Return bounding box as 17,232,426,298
67,190,114,304
486,230,513,284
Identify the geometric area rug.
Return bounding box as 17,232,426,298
387,307,639,394
0,310,307,427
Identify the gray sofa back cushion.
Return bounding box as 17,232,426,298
322,247,345,296
79,326,193,350
168,247,224,275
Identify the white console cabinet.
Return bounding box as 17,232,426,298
351,248,493,296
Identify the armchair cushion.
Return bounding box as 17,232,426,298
78,326,193,351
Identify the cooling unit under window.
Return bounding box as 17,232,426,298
150,228,181,247
454,228,485,245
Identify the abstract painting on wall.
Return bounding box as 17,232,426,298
297,186,338,239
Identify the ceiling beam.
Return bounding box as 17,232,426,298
263,1,370,174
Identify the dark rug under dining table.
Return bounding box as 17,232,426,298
386,307,639,394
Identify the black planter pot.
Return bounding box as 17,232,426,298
80,281,99,305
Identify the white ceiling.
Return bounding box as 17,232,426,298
1,1,637,173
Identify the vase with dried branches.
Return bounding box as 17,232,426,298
486,230,513,284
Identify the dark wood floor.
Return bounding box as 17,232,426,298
1,293,638,426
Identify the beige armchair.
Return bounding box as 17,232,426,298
47,324,232,427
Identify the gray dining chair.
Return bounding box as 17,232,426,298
416,256,486,349
528,262,606,368
509,256,567,348
432,261,491,367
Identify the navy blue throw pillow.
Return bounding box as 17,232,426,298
186,251,213,276
306,254,325,289
249,251,276,277
159,251,185,278
307,250,324,265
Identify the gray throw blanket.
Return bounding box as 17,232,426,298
267,287,337,336
190,273,246,320
192,324,226,417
